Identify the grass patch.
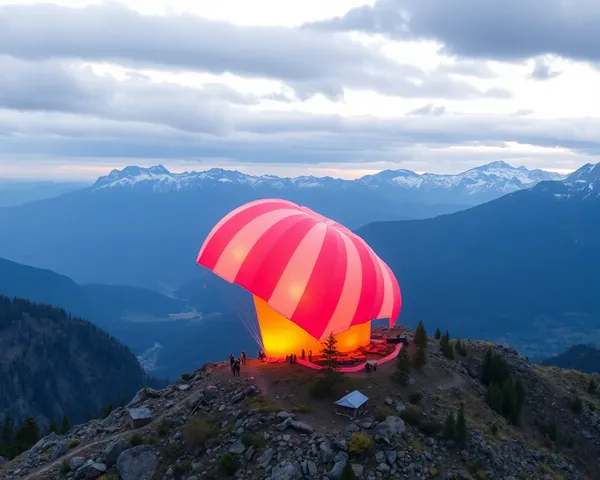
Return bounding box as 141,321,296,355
130,433,143,446
241,432,265,448
243,395,278,414
399,405,422,427
68,439,80,449
373,406,396,422
183,418,218,450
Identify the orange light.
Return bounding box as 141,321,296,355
253,295,371,358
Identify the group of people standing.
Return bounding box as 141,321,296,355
229,351,247,376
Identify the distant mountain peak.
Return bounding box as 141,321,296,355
89,161,568,203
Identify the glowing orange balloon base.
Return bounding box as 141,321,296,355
253,295,371,359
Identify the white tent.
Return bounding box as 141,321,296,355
334,390,369,418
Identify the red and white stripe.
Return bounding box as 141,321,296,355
197,198,402,340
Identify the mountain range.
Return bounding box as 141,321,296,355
0,161,562,291
357,162,600,358
0,180,87,207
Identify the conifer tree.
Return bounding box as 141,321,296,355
321,332,340,371
455,402,468,446
455,339,462,352
13,417,40,453
394,348,411,386
60,414,70,435
48,419,58,434
434,328,441,340
414,321,428,349
413,344,427,367
443,411,455,439
103,403,113,419
589,377,598,394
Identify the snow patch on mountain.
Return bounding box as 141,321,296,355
91,161,568,201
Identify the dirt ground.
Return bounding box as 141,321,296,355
211,350,464,434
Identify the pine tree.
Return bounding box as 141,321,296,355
60,414,70,435
458,342,467,357
589,377,598,394
414,321,428,349
13,417,40,453
103,403,113,419
455,402,468,446
394,348,411,386
440,331,454,359
48,419,59,434
434,328,441,340
413,344,427,367
1,417,13,447
455,339,462,352
443,411,455,439
321,332,340,371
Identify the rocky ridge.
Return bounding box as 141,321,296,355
1,333,599,480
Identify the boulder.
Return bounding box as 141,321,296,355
69,456,86,471
128,407,152,429
375,416,405,438
116,445,159,480
229,440,246,454
289,420,314,434
103,438,130,467
51,441,69,460
75,460,107,479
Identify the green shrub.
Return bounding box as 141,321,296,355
219,453,239,476
60,459,70,474
241,432,264,448
420,419,443,435
183,418,217,450
399,405,422,426
348,431,372,456
408,391,423,405
68,439,80,449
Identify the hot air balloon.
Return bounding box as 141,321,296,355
197,199,401,359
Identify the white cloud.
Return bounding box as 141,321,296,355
0,0,598,180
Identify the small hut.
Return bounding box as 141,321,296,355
334,390,369,418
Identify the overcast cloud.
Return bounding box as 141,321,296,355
0,0,598,179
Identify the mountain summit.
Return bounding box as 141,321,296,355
91,162,564,205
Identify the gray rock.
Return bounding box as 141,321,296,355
204,386,218,400
582,430,594,439
351,464,364,477
375,416,405,438
229,440,246,454
69,456,86,471
186,391,204,410
270,460,302,480
245,445,256,462
144,388,162,398
290,420,314,434
76,460,107,479
307,460,318,476
277,411,295,420
103,438,130,467
320,442,335,463
326,460,346,479
0,456,5,465
128,407,152,429
259,447,275,468
116,445,159,480
384,450,397,465
51,441,69,460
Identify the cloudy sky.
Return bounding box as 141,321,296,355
1,0,599,180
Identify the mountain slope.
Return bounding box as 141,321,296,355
541,345,600,374
357,163,600,358
0,257,183,328
0,257,254,380
0,162,561,291
0,296,150,428
0,180,87,207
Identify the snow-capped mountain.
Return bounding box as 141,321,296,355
532,163,600,201
92,161,565,205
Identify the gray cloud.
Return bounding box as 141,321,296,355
529,57,561,80
0,56,265,133
306,0,600,63
408,104,446,116
0,2,506,100
1,107,599,170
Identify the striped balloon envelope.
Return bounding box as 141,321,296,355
197,198,402,358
